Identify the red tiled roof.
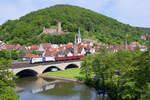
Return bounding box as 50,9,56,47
16,44,21,47
59,46,66,50
67,43,73,45
130,42,139,45
45,50,57,56
66,43,73,48
140,46,147,49
50,48,58,51
6,44,16,47
0,47,3,50
30,45,39,51
24,54,39,58
44,49,51,56
50,51,57,56
5,45,17,50
41,43,51,49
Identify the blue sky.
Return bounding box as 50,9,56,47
0,0,150,27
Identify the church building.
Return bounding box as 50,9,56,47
75,28,82,44
74,28,82,56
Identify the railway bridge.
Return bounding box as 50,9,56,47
9,60,82,77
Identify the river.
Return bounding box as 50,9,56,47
16,76,101,100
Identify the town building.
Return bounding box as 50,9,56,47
141,34,147,40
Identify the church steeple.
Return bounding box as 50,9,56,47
74,35,77,44
73,28,82,56
77,28,82,44
78,28,81,38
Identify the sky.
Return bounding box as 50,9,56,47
0,0,150,27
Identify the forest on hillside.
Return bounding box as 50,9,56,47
0,5,145,45
140,27,150,34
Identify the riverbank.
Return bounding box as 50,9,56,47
41,68,84,83
14,87,24,92
40,75,84,83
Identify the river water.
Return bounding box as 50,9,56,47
16,77,101,100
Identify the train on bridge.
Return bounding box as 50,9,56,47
30,56,84,64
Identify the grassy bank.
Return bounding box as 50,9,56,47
43,68,83,80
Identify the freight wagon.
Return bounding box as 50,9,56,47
55,56,84,61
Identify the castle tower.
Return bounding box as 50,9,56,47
57,22,62,33
43,27,46,33
77,28,82,44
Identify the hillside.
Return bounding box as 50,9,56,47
0,5,144,45
140,27,150,33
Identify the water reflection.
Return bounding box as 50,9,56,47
16,77,100,100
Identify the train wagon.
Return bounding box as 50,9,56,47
45,56,55,62
30,56,84,64
55,55,84,61
30,57,43,64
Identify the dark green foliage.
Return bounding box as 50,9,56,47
0,50,19,60
81,49,150,100
139,27,150,33
39,33,75,44
0,5,144,45
18,49,26,58
11,50,19,60
31,50,37,55
0,50,10,60
0,87,19,100
0,59,19,100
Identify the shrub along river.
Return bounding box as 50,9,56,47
16,76,102,100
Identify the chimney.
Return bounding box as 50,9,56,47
57,22,61,33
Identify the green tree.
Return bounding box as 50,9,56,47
132,50,150,100
18,49,26,58
11,50,19,60
31,50,37,55
0,59,19,100
81,48,150,100
0,50,10,60
81,55,93,81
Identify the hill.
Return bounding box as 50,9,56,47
0,5,144,45
139,27,150,33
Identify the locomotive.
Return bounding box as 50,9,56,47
30,56,84,64
30,56,55,64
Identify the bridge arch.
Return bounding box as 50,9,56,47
42,66,61,73
65,64,79,70
16,69,38,78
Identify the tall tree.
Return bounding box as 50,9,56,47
18,49,26,58
81,48,150,100
0,59,19,100
11,50,19,60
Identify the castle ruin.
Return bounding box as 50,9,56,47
43,22,68,34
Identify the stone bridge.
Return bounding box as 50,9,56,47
9,60,82,77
